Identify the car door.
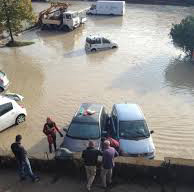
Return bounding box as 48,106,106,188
0,102,14,131
95,38,102,50
102,38,111,49
110,106,118,139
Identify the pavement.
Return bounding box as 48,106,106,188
0,169,193,192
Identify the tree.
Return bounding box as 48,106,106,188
170,16,194,57
0,0,35,43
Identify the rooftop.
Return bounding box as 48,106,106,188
115,103,145,121
72,103,103,124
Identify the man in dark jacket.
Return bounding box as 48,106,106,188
82,141,102,191
11,135,39,182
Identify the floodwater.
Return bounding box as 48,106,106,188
0,1,194,160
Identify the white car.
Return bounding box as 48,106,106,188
0,94,27,132
0,71,9,92
85,36,118,52
110,104,155,159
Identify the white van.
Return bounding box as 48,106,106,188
87,1,125,16
85,35,118,52
0,95,27,132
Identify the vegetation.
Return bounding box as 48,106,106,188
170,16,194,57
0,0,35,46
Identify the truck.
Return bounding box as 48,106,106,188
39,2,87,31
86,1,125,16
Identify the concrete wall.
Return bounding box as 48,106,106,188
1,154,194,186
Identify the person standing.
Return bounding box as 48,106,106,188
101,140,119,189
82,141,102,191
43,117,63,153
11,135,39,182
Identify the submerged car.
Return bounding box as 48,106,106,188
0,94,27,132
110,104,155,159
0,71,9,92
59,103,109,153
85,35,118,52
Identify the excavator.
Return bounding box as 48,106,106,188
38,2,70,25
38,2,87,31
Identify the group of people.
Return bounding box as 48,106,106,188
10,117,120,191
82,140,119,191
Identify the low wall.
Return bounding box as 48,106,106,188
1,153,194,186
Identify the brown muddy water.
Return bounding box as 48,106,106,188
0,1,194,160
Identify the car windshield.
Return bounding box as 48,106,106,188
119,120,150,140
67,122,100,139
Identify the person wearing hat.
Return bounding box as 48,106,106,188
11,135,39,182
43,117,63,153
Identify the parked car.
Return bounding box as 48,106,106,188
0,71,9,92
0,94,27,132
85,35,118,52
59,103,109,153
87,1,125,16
110,104,155,159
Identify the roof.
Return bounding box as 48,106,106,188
86,35,101,40
72,103,104,124
115,104,145,121
0,95,14,105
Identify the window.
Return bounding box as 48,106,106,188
100,108,107,131
0,102,13,117
95,38,101,44
102,38,110,44
66,14,72,19
119,120,150,140
67,123,100,139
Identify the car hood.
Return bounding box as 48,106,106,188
61,136,101,152
119,137,155,154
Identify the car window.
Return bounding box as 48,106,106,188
119,120,150,140
66,14,71,19
95,38,101,44
0,102,13,117
102,38,110,44
67,123,100,139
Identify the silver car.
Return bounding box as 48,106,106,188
0,71,9,92
110,104,155,159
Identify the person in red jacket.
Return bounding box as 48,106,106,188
43,117,63,153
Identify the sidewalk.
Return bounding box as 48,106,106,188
0,169,193,192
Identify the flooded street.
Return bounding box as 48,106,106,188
0,1,194,160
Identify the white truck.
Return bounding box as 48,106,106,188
87,1,125,16
40,9,87,31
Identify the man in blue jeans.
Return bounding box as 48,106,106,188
101,140,119,189
11,135,39,182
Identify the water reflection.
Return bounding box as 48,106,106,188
165,58,194,93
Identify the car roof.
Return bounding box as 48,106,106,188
114,104,145,121
0,95,14,105
72,103,104,124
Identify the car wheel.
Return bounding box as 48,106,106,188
91,48,96,52
0,87,4,93
112,46,117,49
16,114,25,125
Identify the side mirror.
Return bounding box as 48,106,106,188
102,130,108,136
63,128,68,133
150,130,154,134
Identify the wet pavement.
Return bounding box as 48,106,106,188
0,1,194,160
